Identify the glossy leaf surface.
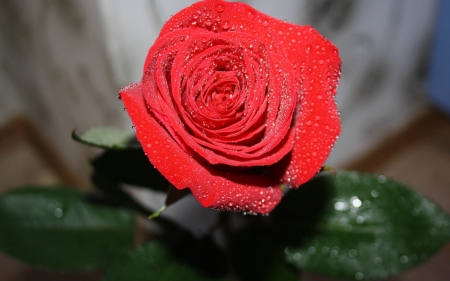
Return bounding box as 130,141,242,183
0,187,135,271
276,171,450,280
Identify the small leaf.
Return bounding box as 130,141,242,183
0,187,135,271
275,171,450,280
92,149,169,192
103,239,228,281
72,127,136,149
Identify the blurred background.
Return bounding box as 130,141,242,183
0,0,449,280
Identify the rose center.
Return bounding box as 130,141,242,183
209,84,236,110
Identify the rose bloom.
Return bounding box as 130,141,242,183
120,0,341,214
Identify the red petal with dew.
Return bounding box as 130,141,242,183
159,0,341,186
121,83,283,214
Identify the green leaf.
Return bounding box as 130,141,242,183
275,171,450,280
0,186,135,271
103,239,228,281
72,127,137,150
230,223,299,281
92,149,169,192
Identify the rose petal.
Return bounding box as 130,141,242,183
120,83,283,214
142,29,297,167
159,0,341,186
125,0,341,214
276,28,341,187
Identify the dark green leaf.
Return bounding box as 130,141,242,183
92,149,169,192
230,223,299,281
72,127,137,150
103,239,228,281
0,186,135,271
275,171,450,280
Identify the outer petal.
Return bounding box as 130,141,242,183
277,28,341,187
158,0,341,186
120,83,283,214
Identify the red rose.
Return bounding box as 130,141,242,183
120,0,341,214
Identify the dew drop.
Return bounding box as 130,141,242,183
47,203,56,212
377,175,387,183
356,216,365,224
355,272,364,280
371,190,380,198
352,197,362,208
222,20,230,30
215,3,225,13
246,10,255,19
305,45,311,54
293,253,302,261
330,249,339,258
284,247,291,255
54,208,63,218
308,247,316,255
400,255,409,263
334,201,348,211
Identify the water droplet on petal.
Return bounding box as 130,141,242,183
222,20,230,30
215,3,225,13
